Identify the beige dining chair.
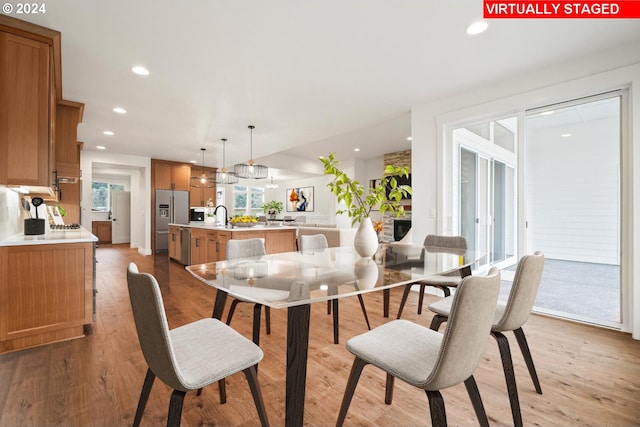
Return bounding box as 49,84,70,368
336,267,501,427
126,263,270,427
225,238,270,345
299,234,371,343
396,235,468,319
428,252,545,427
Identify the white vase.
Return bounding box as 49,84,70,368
354,217,379,258
354,258,379,289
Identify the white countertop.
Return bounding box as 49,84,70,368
170,222,297,231
0,227,98,246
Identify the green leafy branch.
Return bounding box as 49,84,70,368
320,152,412,226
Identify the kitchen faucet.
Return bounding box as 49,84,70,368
213,205,228,226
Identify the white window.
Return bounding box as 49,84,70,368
232,185,265,216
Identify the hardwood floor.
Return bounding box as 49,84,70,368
1,245,639,426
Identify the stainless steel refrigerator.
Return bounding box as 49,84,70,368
154,189,189,253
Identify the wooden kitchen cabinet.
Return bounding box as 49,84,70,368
190,228,208,265
0,242,94,354
153,160,192,191
168,225,181,261
189,165,217,207
0,30,54,188
92,221,112,243
55,100,84,181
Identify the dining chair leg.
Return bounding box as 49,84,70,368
167,389,186,427
492,331,523,427
265,306,271,335
356,294,371,330
332,299,339,344
417,284,426,314
396,284,413,319
218,379,227,404
464,375,489,427
226,299,240,325
425,389,447,427
429,314,448,331
133,368,155,427
243,365,271,427
336,357,368,427
384,373,394,404
513,327,542,394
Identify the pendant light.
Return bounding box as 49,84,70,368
190,148,215,188
266,177,279,189
215,138,239,184
234,125,268,179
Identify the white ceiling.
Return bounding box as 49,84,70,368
13,0,640,179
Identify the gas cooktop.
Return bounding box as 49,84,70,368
50,223,82,231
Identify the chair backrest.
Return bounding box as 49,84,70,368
299,234,328,252
423,267,501,390
126,263,184,391
226,238,266,260
424,234,467,250
494,251,545,331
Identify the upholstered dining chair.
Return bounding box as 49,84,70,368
225,238,270,346
299,234,371,344
336,267,501,427
428,251,545,427
396,234,468,319
126,263,270,427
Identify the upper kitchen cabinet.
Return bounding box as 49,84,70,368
0,29,55,189
189,165,216,207
152,160,191,191
55,100,84,183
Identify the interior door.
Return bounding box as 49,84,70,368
111,191,131,244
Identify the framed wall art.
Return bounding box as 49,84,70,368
286,186,314,212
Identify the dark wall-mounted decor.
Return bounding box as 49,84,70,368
287,186,314,212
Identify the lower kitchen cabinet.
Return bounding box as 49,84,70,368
92,221,112,243
0,242,94,354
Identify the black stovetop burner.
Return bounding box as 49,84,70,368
50,223,81,230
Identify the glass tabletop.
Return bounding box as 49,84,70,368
186,244,480,309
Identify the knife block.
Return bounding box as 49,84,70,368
24,218,45,235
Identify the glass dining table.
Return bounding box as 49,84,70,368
187,243,479,427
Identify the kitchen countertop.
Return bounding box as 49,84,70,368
0,227,98,247
170,222,297,231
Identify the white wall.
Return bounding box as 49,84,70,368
0,187,22,240
80,151,151,255
411,40,640,338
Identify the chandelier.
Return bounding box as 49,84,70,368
215,138,239,184
265,177,279,189
234,125,268,179
190,148,215,188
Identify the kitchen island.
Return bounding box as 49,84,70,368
0,228,98,354
168,223,297,265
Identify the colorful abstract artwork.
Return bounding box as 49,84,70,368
286,187,314,212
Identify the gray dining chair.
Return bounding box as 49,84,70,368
396,234,468,319
299,234,371,344
428,251,545,427
225,238,270,346
336,267,501,427
126,263,269,427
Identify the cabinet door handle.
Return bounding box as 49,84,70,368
195,238,200,247
216,241,219,252
171,234,175,241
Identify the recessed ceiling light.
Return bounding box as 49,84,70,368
103,130,114,136
113,107,127,114
131,65,149,76
406,136,413,141
96,145,106,150
541,111,554,116
354,148,360,152
561,133,572,138
466,21,488,35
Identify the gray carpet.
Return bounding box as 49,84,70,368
500,258,620,324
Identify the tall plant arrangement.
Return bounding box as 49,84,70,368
320,153,412,226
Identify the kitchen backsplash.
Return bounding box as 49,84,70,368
0,187,22,240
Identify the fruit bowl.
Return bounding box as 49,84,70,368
232,222,257,228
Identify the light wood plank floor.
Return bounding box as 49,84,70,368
1,245,639,426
